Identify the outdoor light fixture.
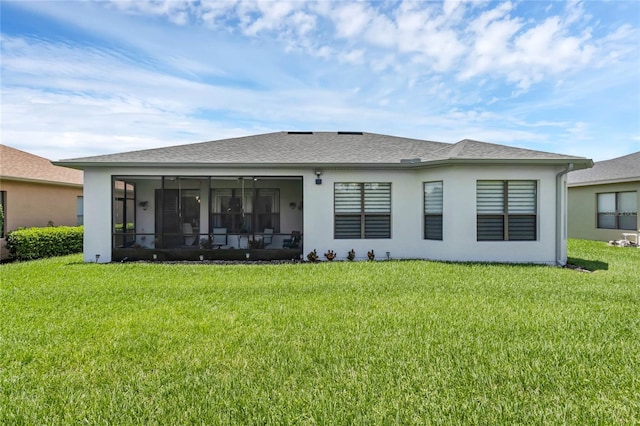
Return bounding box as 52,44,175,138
314,170,323,185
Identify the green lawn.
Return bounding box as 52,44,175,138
1,240,639,424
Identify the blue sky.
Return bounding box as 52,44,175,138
1,0,639,161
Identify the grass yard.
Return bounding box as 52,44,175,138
1,240,639,424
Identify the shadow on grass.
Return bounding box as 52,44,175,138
566,257,609,272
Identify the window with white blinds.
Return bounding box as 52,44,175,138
477,180,537,241
597,191,637,230
424,181,443,240
335,183,391,239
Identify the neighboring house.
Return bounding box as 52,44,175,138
0,145,84,259
567,151,639,242
55,131,592,265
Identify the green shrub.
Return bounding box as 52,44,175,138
5,226,83,261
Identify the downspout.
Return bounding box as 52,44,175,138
555,163,574,266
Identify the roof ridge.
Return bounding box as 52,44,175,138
445,139,469,158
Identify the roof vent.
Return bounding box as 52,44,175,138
287,131,313,135
337,131,363,135
400,158,421,163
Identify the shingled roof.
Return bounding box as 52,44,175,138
568,151,640,186
1,145,83,186
56,131,591,169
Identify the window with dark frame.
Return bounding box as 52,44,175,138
77,196,84,226
334,182,391,239
597,191,637,230
477,180,537,241
0,190,6,238
424,181,443,240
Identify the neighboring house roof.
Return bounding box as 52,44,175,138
55,131,592,170
0,144,83,186
567,151,640,187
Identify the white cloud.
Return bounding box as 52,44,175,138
289,11,316,36
390,2,466,72
108,0,198,25
564,121,590,140
198,1,239,27
461,8,522,78
442,0,464,17
240,1,300,36
594,24,639,66
459,1,598,91
331,3,373,39
467,1,514,34
563,0,588,26
312,45,332,59
339,49,365,65
370,54,397,73
363,14,396,48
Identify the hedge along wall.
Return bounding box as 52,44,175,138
5,226,83,261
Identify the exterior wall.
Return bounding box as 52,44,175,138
568,181,640,241
305,164,566,264
83,170,112,262
0,179,82,259
0,179,82,230
83,164,568,264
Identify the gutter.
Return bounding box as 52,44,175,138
53,157,593,171
0,176,83,188
555,163,574,266
568,176,640,188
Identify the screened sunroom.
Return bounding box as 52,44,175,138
112,175,303,261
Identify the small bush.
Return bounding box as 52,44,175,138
306,249,319,262
5,226,83,261
347,249,355,261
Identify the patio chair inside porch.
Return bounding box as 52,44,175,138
262,228,274,248
182,223,197,246
212,227,228,248
282,231,301,249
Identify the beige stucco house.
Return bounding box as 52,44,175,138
56,131,592,265
0,145,83,259
567,151,639,242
